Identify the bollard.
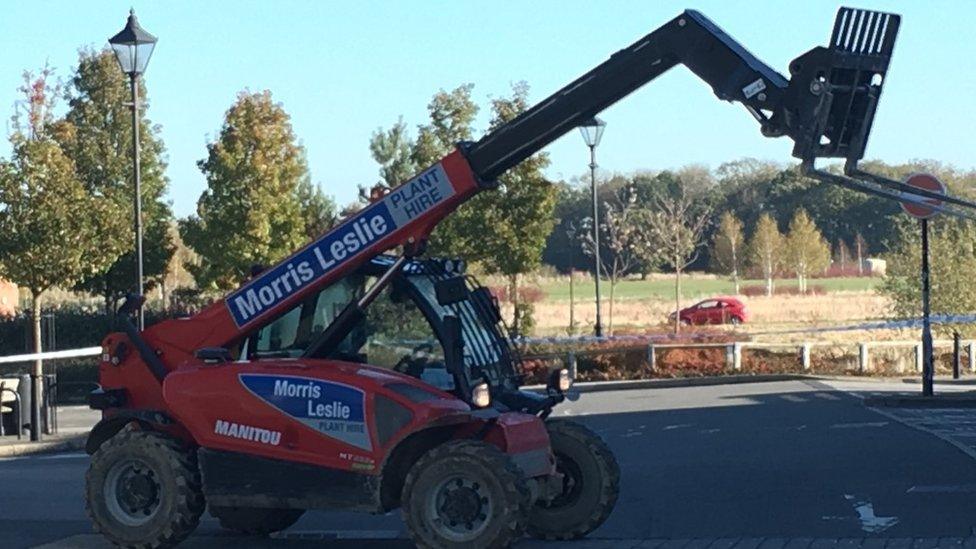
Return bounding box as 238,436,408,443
858,343,870,373
646,344,655,373
801,343,811,371
915,343,923,373
566,352,577,380
954,332,962,380
731,343,742,371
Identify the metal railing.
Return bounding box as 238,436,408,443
0,347,101,439
523,338,975,380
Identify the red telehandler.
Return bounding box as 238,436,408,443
84,6,966,548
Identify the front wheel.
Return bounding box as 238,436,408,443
402,440,529,549
85,428,205,548
527,420,620,540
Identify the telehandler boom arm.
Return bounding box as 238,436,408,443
137,7,970,367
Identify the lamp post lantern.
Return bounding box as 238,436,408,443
579,117,606,337
109,9,156,330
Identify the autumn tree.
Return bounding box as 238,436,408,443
784,209,831,293
55,49,174,313
712,212,745,294
580,186,653,334
182,91,311,289
749,213,784,296
646,181,711,333
0,70,117,438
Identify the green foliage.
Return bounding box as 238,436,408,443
55,49,174,307
183,90,311,289
880,218,976,336
784,208,831,293
748,213,784,296
0,137,117,298
296,179,338,240
369,83,556,334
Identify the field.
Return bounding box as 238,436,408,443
488,274,896,342
535,275,878,301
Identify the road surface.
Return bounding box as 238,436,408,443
4,378,976,548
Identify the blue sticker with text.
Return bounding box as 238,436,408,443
240,374,371,450
225,164,454,327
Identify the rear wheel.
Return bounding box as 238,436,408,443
730,316,742,326
527,420,619,540
402,439,529,549
210,506,304,535
85,428,205,548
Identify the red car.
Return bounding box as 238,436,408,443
669,297,748,326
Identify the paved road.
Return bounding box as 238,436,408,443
5,379,976,548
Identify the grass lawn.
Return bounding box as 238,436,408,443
538,276,879,301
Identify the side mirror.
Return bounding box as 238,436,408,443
195,347,232,364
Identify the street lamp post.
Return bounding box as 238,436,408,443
566,223,577,335
579,117,606,337
109,9,157,330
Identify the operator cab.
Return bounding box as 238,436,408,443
240,255,522,399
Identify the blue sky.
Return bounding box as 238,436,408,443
1,1,973,218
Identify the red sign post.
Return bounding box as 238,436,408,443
902,173,946,397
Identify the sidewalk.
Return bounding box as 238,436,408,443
0,404,97,457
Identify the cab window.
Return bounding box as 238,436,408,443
245,273,449,388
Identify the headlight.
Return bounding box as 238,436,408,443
548,368,573,393
471,382,491,408
557,368,572,392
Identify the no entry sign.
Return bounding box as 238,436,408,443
901,173,946,219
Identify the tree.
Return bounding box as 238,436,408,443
836,239,852,272
451,83,556,334
182,91,310,289
880,218,976,336
580,186,653,333
369,117,416,190
296,179,337,240
646,181,711,333
712,212,745,294
784,209,831,293
749,213,784,296
855,232,868,275
370,83,556,334
0,70,117,436
55,49,174,313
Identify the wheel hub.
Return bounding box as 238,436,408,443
104,459,161,526
430,477,492,541
544,453,583,508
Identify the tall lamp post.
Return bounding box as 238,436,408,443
109,9,157,330
579,117,606,337
566,223,577,335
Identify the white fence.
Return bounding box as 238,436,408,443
544,339,975,378
0,347,101,365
